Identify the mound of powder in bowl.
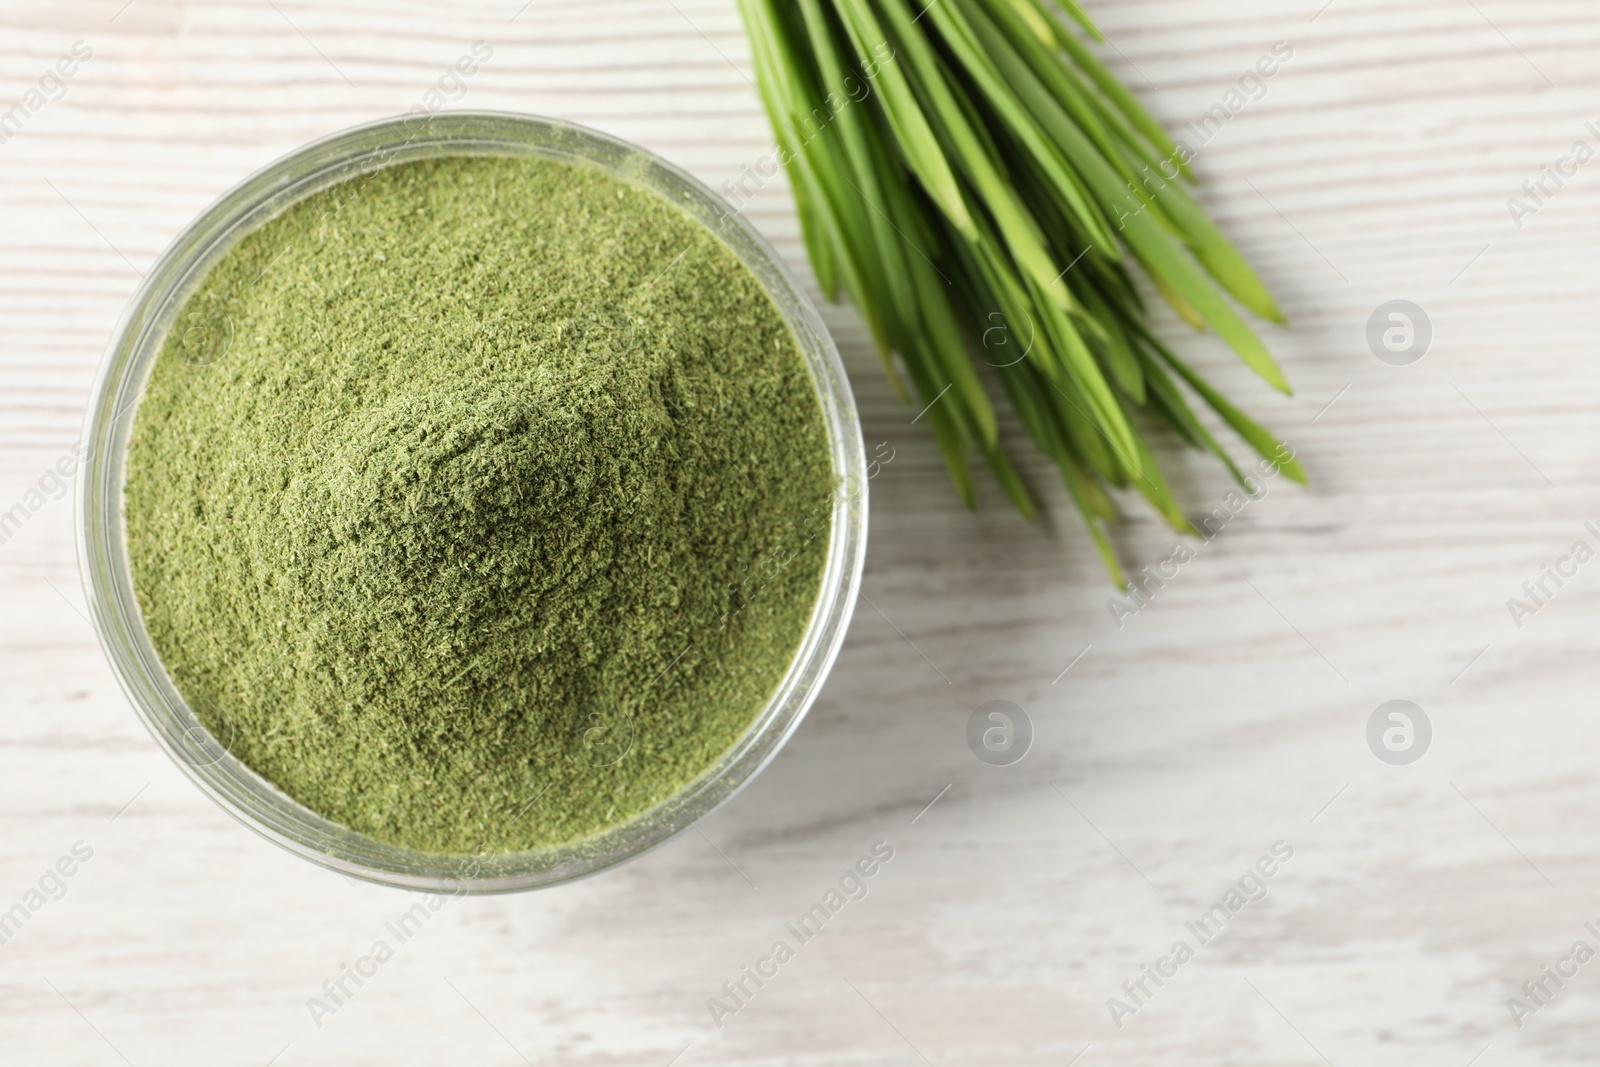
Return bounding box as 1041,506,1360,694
123,154,835,855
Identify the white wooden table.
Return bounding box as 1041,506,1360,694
5,1,1600,1063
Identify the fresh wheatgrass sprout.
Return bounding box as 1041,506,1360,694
733,0,1307,585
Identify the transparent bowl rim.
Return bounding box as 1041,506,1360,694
76,110,868,894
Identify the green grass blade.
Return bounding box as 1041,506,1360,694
872,0,1081,308
923,0,1120,257
1058,456,1126,586
1052,0,1103,41
1119,205,1291,393
1025,0,1192,179
970,0,1136,189
1137,346,1253,487
1074,281,1143,402
1154,342,1307,483
980,441,1038,519
1117,150,1287,324
833,0,978,237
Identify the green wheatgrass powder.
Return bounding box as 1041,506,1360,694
124,154,834,855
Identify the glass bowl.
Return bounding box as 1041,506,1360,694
77,111,867,893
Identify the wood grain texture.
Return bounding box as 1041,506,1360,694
4,0,1600,1063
